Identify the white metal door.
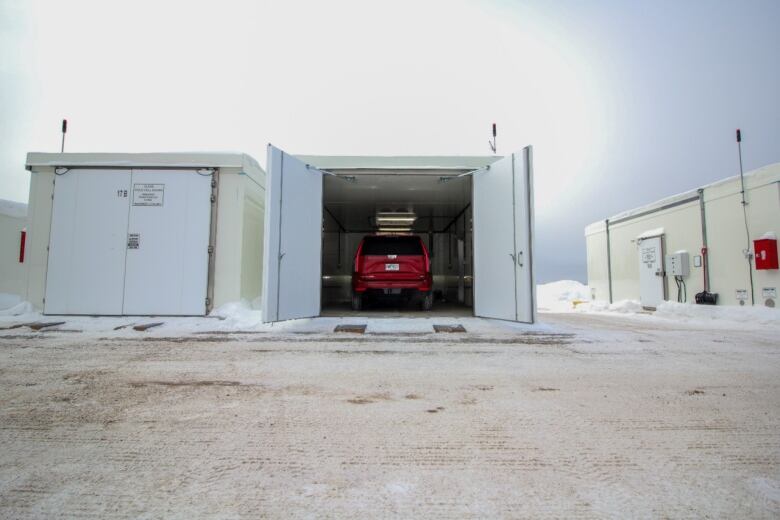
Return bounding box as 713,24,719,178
638,235,665,309
513,148,535,323
261,145,324,322
122,169,212,315
45,169,131,315
472,147,536,323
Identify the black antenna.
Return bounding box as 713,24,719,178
61,119,67,152
488,123,497,154
737,128,755,306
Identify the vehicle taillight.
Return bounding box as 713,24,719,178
354,241,363,272
422,240,430,272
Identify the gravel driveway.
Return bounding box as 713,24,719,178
1,313,778,518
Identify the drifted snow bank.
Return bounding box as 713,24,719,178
536,280,592,312
581,299,644,314
537,280,643,314
209,300,264,329
538,280,779,329
0,293,33,315
656,301,779,328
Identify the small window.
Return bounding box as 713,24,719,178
361,236,423,256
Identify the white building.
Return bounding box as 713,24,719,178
16,144,538,324
23,153,266,316
262,145,536,323
0,199,28,308
585,162,780,308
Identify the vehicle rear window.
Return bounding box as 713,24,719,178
360,236,423,256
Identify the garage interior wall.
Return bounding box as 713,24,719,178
585,162,780,306
23,153,265,314
0,200,28,300
212,166,266,308
320,172,473,312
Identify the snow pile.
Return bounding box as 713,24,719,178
0,294,33,315
656,301,780,329
583,299,644,314
536,280,592,312
209,300,264,329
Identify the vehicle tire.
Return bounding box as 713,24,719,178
421,291,433,311
351,292,362,311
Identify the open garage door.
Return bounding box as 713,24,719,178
262,145,324,322
473,147,535,323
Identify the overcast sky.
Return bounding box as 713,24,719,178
1,0,778,282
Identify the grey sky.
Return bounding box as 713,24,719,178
1,0,778,283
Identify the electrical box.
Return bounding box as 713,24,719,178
754,237,778,270
664,251,690,277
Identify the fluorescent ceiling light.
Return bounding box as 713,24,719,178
376,211,417,226
377,227,411,233
377,212,416,218
376,217,416,224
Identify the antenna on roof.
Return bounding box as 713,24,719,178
488,123,497,154
736,128,755,306
60,119,67,153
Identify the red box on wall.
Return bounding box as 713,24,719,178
754,238,778,270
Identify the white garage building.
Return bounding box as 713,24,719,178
262,145,536,324
20,144,537,324
585,162,780,308
0,199,28,306
24,153,266,316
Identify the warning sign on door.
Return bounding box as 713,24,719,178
127,233,140,249
132,184,165,206
641,247,656,266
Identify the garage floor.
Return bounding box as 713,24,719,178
320,301,473,318
0,313,778,518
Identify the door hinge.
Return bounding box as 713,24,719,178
208,245,214,254
205,297,210,307
211,179,217,188
210,194,216,203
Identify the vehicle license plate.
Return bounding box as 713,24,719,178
385,263,399,271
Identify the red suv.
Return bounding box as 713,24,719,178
351,235,433,311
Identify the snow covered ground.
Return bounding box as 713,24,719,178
0,308,778,518
2,280,776,336
537,280,779,330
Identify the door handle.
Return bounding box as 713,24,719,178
517,251,524,267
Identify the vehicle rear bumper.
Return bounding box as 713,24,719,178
352,276,432,292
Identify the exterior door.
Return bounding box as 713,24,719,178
122,169,213,315
472,147,536,323
261,145,324,322
638,235,665,309
45,169,132,315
